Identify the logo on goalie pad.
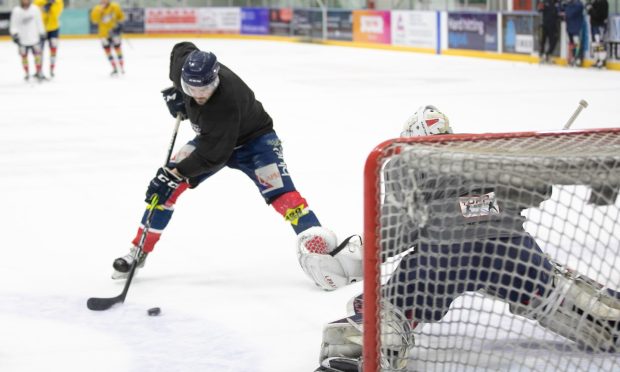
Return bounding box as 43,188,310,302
459,191,500,221
256,163,284,194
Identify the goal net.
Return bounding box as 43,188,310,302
362,128,620,372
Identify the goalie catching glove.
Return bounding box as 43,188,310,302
297,227,363,291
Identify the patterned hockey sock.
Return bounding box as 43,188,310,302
50,46,57,74
114,46,124,71
104,46,117,71
271,191,321,234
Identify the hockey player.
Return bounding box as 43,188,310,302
562,0,586,66
586,0,609,68
90,0,125,75
34,0,63,78
10,0,45,82
111,41,362,291
316,105,620,371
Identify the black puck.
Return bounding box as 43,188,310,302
147,307,161,316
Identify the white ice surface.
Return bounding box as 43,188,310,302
1,38,620,372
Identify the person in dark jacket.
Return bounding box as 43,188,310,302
562,0,586,66
110,42,362,291
537,0,561,63
587,0,609,68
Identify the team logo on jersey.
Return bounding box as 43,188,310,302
459,192,500,220
190,121,201,134
256,163,284,194
284,203,309,226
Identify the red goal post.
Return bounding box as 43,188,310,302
362,128,620,372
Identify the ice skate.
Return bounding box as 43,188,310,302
34,72,46,82
110,68,119,77
111,245,148,279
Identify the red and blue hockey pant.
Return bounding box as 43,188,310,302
132,131,321,252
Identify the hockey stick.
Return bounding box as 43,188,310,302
87,114,183,311
563,99,588,130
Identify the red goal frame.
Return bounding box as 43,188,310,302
362,128,620,372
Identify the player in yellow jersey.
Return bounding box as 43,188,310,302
34,0,63,78
90,0,125,75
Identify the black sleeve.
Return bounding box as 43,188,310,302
175,103,241,178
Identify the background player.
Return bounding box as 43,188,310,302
316,106,620,371
90,0,125,75
34,0,63,78
586,0,609,68
110,41,362,291
10,0,45,82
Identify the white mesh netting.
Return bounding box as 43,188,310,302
366,130,620,372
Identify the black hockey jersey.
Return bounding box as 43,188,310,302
169,42,274,178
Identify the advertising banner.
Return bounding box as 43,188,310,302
0,11,10,36
353,10,391,44
327,10,352,41
391,10,437,49
269,8,292,36
447,12,498,51
241,7,269,35
145,8,199,33
292,8,322,38
122,8,145,34
196,7,240,33
502,13,535,54
59,9,90,35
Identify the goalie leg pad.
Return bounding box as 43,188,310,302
509,261,620,351
320,300,414,370
297,227,363,290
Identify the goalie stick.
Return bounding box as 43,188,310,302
87,114,183,311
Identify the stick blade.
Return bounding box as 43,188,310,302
87,296,123,311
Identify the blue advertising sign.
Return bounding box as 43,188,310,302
122,8,145,34
327,10,353,41
241,7,269,35
292,8,322,38
448,12,498,51
503,13,536,54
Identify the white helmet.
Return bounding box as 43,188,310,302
400,105,452,137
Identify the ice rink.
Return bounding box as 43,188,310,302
1,37,620,372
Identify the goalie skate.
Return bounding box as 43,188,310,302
509,261,620,352
315,357,360,372
320,301,414,371
111,246,148,280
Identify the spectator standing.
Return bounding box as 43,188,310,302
586,0,609,68
537,0,561,63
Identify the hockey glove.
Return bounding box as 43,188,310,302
145,167,184,205
11,34,19,45
161,86,188,120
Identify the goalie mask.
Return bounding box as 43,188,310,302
401,105,452,137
